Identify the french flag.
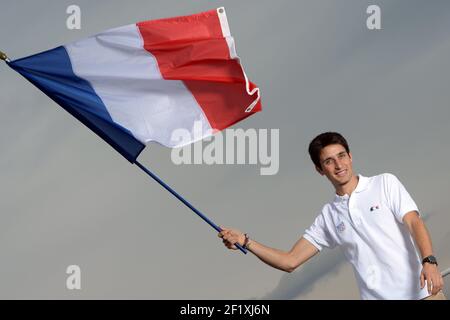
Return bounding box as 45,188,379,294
8,7,261,163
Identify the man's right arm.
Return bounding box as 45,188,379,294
219,228,319,273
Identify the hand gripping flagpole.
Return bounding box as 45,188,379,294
134,160,248,254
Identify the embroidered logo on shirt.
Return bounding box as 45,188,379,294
336,221,346,233
370,205,380,212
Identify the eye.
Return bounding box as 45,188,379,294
324,159,332,166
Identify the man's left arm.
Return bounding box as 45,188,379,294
403,211,444,295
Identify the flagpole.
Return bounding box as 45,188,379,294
134,160,248,254
1,49,246,254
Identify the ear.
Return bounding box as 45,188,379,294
349,152,353,162
315,165,324,176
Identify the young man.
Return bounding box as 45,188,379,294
219,132,445,300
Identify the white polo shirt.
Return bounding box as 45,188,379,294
303,173,429,300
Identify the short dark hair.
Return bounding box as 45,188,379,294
308,132,350,169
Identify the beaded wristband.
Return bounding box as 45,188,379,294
243,233,250,249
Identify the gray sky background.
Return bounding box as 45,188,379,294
0,0,449,299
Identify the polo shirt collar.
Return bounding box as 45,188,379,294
333,174,369,202
354,174,369,193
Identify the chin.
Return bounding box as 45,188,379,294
336,174,352,185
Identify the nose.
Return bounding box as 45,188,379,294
335,159,342,169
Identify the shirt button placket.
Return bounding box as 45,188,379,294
348,196,361,227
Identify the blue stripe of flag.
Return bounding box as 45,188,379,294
8,46,145,163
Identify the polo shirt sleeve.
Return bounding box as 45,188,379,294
382,173,420,224
303,212,336,251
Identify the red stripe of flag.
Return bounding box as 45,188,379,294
137,9,261,131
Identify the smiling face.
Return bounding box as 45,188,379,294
316,144,354,189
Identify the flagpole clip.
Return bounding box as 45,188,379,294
0,50,10,63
